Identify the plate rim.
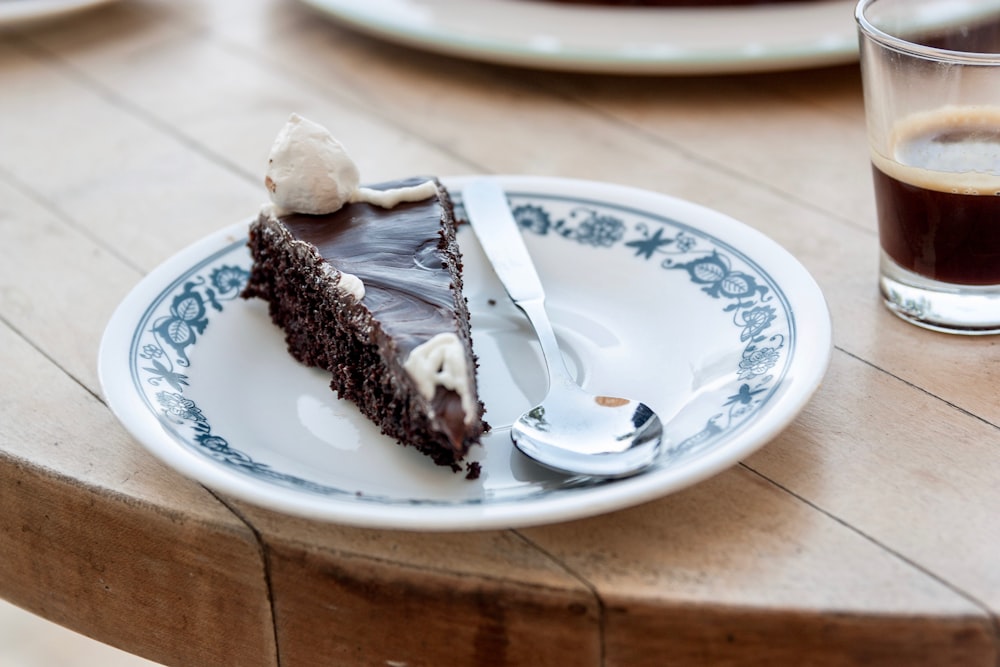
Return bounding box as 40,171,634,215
0,0,121,27
98,175,832,530
294,0,860,75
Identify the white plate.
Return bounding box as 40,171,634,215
0,0,120,27
295,0,858,75
99,176,831,530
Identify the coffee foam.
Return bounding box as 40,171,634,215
871,105,1000,196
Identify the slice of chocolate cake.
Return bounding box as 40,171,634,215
242,114,486,474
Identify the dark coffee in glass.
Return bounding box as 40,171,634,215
871,107,1000,286
858,0,1000,333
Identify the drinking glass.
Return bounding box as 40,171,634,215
857,0,1000,333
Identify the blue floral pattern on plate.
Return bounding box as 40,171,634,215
129,243,344,496
493,193,791,462
128,188,796,504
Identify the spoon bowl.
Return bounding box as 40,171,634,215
514,384,663,479
463,179,664,478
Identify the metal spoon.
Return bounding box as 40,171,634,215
462,179,663,478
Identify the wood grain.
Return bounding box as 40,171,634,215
234,509,601,667
0,324,275,667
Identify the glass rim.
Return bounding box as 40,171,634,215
855,0,1000,65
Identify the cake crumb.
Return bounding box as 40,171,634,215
465,461,482,480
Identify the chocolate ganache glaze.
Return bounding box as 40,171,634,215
278,178,457,360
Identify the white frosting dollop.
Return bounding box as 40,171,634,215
403,333,475,425
265,113,360,216
321,263,365,301
265,113,439,215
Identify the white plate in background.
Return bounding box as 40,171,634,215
0,0,120,27
296,0,858,75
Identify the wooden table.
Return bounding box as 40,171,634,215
2,1,999,665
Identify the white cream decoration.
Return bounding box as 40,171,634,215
336,271,365,301
352,180,438,208
265,113,360,216
403,333,474,424
321,263,365,301
265,113,437,215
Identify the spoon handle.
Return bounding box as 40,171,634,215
462,179,545,303
513,297,578,390
461,179,576,385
